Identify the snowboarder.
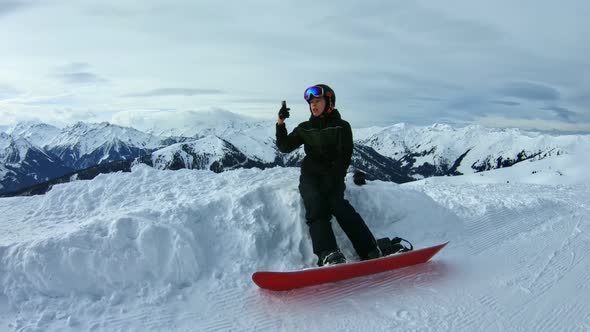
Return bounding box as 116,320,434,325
275,84,384,267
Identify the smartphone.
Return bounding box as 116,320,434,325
282,100,287,108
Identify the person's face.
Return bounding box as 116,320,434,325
309,97,326,117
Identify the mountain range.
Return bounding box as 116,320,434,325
1,115,588,196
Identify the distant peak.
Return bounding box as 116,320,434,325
11,136,33,147
429,123,454,131
71,121,88,129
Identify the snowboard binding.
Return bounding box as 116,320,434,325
377,237,413,256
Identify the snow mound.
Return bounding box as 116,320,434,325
0,166,459,309
1,157,589,331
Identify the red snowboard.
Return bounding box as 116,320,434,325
252,242,448,291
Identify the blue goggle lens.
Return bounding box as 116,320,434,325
304,86,324,101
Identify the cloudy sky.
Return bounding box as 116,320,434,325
0,0,589,133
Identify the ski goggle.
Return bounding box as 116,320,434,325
304,85,329,101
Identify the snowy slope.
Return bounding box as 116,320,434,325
140,109,265,138
0,134,73,193
47,122,163,156
1,137,43,164
4,118,589,196
0,133,11,155
355,123,588,177
221,124,278,163
148,121,590,181
1,147,589,331
0,122,172,194
149,135,265,172
46,122,164,170
5,121,62,148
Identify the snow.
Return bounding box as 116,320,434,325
0,134,10,158
1,148,590,330
0,165,7,187
137,109,265,138
355,123,589,174
150,136,232,169
47,122,163,156
222,125,278,163
5,122,62,148
5,138,34,164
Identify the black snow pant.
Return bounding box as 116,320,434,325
298,173,378,259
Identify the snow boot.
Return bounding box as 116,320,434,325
318,250,347,267
361,246,383,261
377,237,413,256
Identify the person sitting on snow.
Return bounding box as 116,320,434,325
275,84,386,266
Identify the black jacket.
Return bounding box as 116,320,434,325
276,109,353,177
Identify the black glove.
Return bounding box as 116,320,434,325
353,171,366,186
278,100,290,120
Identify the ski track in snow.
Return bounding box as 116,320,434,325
1,164,590,331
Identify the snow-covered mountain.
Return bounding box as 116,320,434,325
4,121,62,148
3,116,590,196
139,109,266,138
144,121,589,183
0,133,73,193
45,122,165,169
355,123,587,179
147,136,267,172
0,122,175,195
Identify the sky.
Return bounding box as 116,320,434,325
0,0,589,133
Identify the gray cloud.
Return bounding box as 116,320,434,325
81,4,141,17
0,84,20,100
446,95,488,112
314,2,503,47
541,106,577,122
57,62,92,72
53,63,108,84
229,97,283,104
411,96,446,102
0,0,32,17
495,82,561,101
3,1,590,133
59,72,108,84
122,88,224,98
492,100,521,106
23,94,76,106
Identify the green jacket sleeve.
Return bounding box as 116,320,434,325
276,123,303,153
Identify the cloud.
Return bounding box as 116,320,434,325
56,62,92,72
22,94,76,106
0,0,32,17
314,2,503,47
492,100,521,106
59,72,108,84
495,82,561,101
80,4,142,17
110,108,254,132
52,62,108,84
2,1,589,134
446,95,487,111
228,97,282,104
477,115,590,134
0,84,20,100
122,88,224,98
541,106,578,122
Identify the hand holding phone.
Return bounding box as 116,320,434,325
278,100,290,120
